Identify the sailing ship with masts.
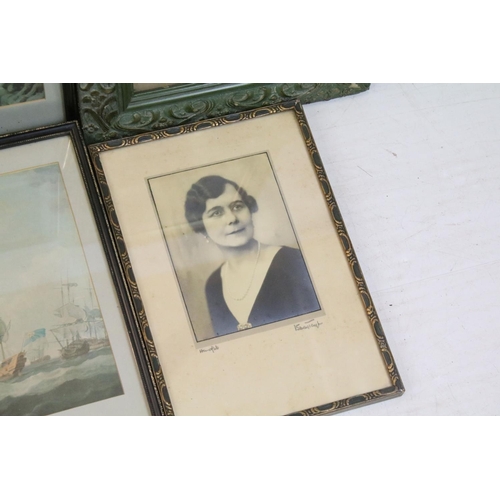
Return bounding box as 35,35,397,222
50,281,109,359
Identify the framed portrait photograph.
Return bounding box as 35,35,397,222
88,101,404,416
0,123,151,415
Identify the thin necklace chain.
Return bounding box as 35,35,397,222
222,242,261,301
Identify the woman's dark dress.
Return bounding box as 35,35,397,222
205,246,320,336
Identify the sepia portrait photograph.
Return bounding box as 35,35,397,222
148,152,321,343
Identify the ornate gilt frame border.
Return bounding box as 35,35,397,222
77,83,370,144
87,101,403,416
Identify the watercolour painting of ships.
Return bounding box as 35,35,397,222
0,162,123,415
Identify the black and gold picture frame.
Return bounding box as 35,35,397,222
87,101,403,416
0,122,151,415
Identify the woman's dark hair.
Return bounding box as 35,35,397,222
184,175,258,234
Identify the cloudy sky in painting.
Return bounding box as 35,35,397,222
0,164,94,354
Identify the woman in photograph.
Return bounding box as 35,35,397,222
184,175,320,336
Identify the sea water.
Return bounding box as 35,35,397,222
0,347,123,415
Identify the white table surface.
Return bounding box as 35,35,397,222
304,83,500,415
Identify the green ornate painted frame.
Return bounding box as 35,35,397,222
77,83,370,144
86,100,403,416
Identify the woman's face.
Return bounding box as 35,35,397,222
202,183,254,248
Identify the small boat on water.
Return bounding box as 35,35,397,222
0,318,26,381
29,354,51,366
0,352,26,380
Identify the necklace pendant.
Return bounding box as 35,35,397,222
237,322,252,331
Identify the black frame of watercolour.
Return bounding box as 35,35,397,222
0,122,156,415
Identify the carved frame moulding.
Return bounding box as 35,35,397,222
77,83,370,144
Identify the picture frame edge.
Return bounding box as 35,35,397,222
88,100,404,417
